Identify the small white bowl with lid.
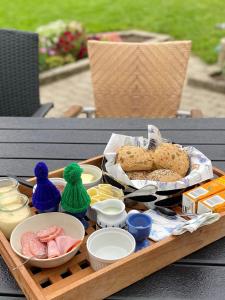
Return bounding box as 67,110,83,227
87,227,135,271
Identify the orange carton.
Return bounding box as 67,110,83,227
197,191,225,214
182,176,225,214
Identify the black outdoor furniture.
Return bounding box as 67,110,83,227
0,29,53,117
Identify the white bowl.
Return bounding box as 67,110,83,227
49,178,66,194
80,164,102,189
10,212,85,268
87,228,135,271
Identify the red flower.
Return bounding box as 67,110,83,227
77,45,87,59
63,31,76,42
57,31,77,53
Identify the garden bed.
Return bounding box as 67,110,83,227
39,30,171,85
188,65,225,94
211,72,225,82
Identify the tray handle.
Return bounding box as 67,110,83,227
213,166,225,177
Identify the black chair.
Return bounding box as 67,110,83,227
0,29,53,117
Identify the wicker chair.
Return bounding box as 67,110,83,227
76,40,202,118
0,29,53,117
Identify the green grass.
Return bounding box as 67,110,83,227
0,0,225,63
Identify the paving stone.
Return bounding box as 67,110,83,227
40,56,225,118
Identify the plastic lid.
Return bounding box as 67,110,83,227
0,177,18,194
0,193,29,212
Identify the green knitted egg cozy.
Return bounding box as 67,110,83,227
61,163,91,213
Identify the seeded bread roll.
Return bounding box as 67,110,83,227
154,143,189,177
127,170,151,180
147,169,182,182
127,169,182,181
116,145,154,172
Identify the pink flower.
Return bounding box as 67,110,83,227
40,47,47,54
48,49,56,56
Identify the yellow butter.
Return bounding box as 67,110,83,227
88,184,123,205
87,187,98,197
81,173,95,184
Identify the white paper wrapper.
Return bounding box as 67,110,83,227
104,125,213,191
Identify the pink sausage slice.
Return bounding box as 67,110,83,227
21,232,36,257
39,227,64,243
29,238,47,259
21,232,36,246
47,240,60,258
37,226,58,239
55,236,81,255
21,232,47,259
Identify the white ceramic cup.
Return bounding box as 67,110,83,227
87,227,135,271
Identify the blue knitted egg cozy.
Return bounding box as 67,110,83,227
32,162,61,211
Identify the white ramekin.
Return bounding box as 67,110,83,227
87,227,135,271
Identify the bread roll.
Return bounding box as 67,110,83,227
116,145,154,172
154,143,189,177
127,170,150,180
127,169,182,181
147,169,182,182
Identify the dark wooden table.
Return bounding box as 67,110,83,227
1,117,225,300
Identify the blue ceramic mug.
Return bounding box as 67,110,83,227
126,213,152,251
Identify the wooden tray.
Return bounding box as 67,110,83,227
0,156,225,300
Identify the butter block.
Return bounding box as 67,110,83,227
197,191,225,214
182,175,225,214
